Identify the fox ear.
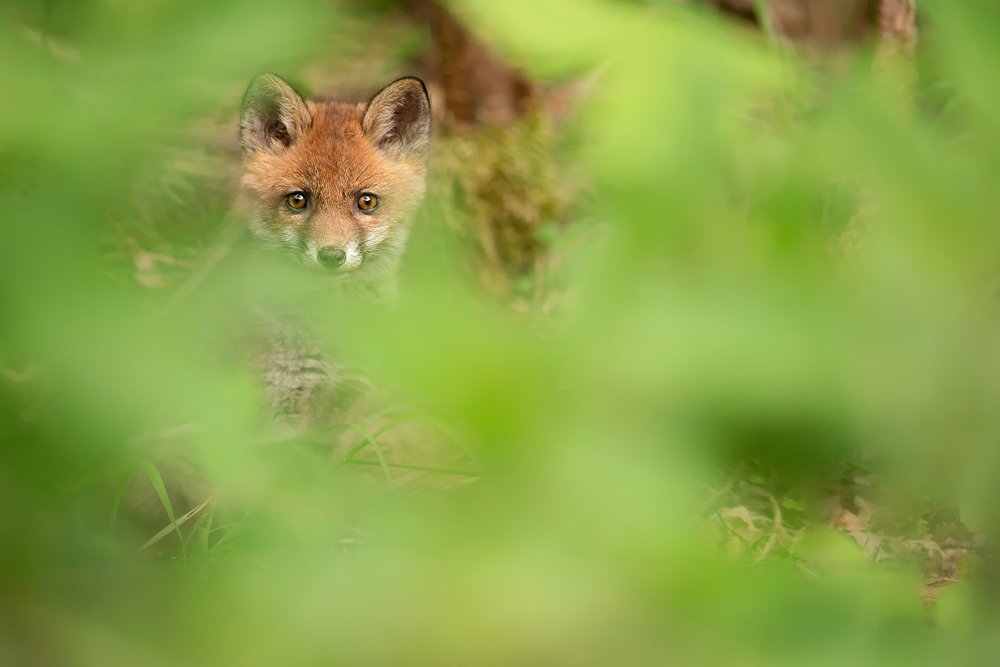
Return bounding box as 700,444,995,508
239,73,312,156
362,77,431,161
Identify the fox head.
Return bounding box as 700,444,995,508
237,74,431,285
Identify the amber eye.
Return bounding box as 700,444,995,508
286,192,308,210
357,193,379,212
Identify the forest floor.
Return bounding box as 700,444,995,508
101,1,983,615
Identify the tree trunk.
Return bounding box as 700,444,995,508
703,0,877,43
875,0,918,56
425,1,534,129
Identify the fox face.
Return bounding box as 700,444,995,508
237,74,431,285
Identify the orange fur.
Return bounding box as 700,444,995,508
237,75,431,289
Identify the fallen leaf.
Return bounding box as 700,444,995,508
836,509,867,532
134,251,188,272
721,506,766,543
135,273,167,289
855,496,879,524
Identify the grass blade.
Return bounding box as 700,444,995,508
208,512,252,558
138,496,213,553
343,459,480,477
343,424,394,485
201,504,215,555
373,413,481,469
333,413,481,473
140,461,185,556
362,397,420,424
107,467,134,535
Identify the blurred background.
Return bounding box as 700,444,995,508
2,0,999,664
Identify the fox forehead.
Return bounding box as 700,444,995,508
240,101,408,202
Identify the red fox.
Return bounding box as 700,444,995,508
238,73,433,427
122,74,433,534
237,73,431,293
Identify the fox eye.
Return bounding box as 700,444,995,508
357,193,379,212
285,192,308,210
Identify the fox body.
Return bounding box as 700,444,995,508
237,74,431,293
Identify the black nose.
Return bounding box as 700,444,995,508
317,246,346,270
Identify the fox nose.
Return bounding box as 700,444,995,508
317,246,346,270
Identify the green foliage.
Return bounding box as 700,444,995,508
430,112,565,300
1,0,999,665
